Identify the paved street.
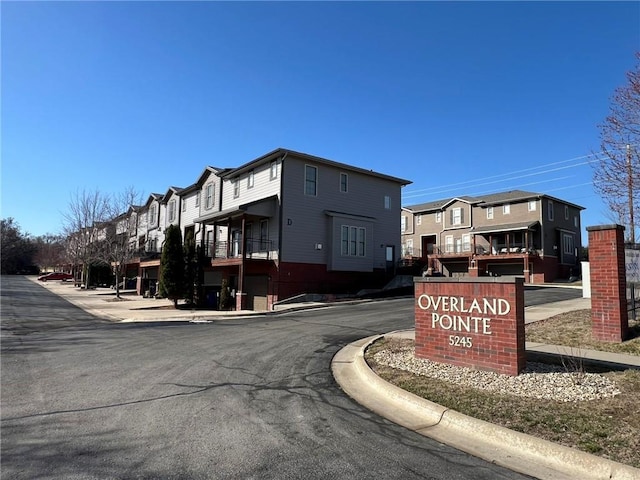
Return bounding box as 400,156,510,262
0,276,539,479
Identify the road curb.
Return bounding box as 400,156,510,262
331,334,640,480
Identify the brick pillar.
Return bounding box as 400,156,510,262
587,225,629,342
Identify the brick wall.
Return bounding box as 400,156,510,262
414,277,525,376
587,225,629,342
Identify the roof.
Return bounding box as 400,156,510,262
471,221,540,235
222,148,412,186
404,189,585,212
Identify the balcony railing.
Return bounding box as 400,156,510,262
402,244,539,257
203,239,278,261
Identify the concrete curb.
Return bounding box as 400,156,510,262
331,333,640,480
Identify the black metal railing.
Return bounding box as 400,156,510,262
203,239,277,260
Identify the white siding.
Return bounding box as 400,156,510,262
221,160,281,210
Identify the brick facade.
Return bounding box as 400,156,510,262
414,277,525,376
587,225,629,342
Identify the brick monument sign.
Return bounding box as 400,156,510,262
414,277,526,376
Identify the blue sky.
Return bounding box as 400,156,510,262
2,1,639,243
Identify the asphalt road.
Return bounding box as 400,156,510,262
0,276,552,479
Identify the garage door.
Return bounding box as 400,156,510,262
244,275,269,311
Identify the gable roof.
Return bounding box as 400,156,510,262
403,189,584,213
222,148,412,186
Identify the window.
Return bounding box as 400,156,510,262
452,207,463,225
435,211,442,223
487,207,494,220
404,239,414,256
340,173,348,193
195,194,200,207
270,161,278,180
565,205,569,220
416,214,422,226
574,216,579,228
563,233,574,255
341,225,366,257
260,219,269,250
528,200,536,211
384,195,391,209
305,165,317,196
205,183,214,209
248,170,254,189
462,233,471,252
357,227,365,256
182,200,186,212
445,235,454,253
149,205,156,226
233,180,240,198
548,200,554,221
401,216,407,232
168,199,176,223
341,226,349,255
503,204,510,215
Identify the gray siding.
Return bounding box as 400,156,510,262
281,155,402,271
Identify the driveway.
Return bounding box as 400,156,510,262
0,276,531,479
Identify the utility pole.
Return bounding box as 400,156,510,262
628,144,636,244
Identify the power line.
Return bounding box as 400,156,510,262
402,149,619,197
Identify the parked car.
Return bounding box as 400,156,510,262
38,272,74,282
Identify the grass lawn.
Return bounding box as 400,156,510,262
365,310,640,468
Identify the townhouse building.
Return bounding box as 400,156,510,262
401,190,584,283
110,148,409,309
192,148,410,310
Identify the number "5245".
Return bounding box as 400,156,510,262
448,335,473,348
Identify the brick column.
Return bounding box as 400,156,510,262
587,225,629,342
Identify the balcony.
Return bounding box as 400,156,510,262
203,238,278,262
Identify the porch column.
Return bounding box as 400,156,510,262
212,222,217,258
236,215,247,311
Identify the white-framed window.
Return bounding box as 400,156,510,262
548,200,554,221
487,207,494,220
340,172,348,193
205,183,214,209
168,199,176,223
195,193,200,207
451,207,463,225
233,180,240,198
270,161,278,180
401,216,407,233
416,214,422,225
445,235,454,253
565,205,569,220
341,225,366,257
305,165,317,196
182,199,186,212
149,205,157,226
528,200,536,211
357,227,365,256
462,233,471,252
384,195,391,209
435,211,442,223
404,239,414,256
247,170,254,189
574,216,579,228
562,233,574,255
503,204,510,215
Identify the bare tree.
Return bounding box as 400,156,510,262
102,187,143,298
33,234,67,271
593,52,640,243
62,189,111,288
